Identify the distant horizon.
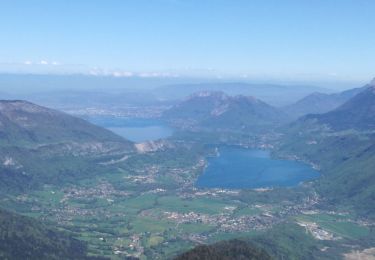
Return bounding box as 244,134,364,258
0,72,370,94
1,2,375,260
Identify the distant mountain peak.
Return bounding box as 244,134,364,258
233,94,258,102
163,91,289,132
283,84,367,119
187,91,228,100
304,84,375,131
309,92,327,97
186,91,260,104
369,78,375,91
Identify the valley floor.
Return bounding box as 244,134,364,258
1,138,374,259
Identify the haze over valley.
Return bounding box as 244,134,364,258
1,1,375,259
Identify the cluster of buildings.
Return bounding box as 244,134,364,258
60,181,130,203
162,210,278,233
113,234,144,258
297,221,339,240
65,105,167,118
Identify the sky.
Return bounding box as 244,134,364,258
0,0,374,84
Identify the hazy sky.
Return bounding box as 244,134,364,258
0,0,374,83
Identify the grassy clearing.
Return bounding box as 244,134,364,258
157,196,231,214
130,217,171,233
296,214,370,239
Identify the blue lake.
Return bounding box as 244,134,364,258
196,147,320,189
87,117,173,143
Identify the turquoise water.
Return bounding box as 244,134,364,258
87,116,173,142
196,146,320,189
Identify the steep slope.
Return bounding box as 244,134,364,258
0,100,132,145
308,85,375,130
283,85,366,119
174,239,272,260
277,81,375,218
0,208,100,260
0,100,134,192
163,91,289,132
163,91,229,122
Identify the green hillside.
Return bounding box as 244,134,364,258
283,86,365,119
174,239,272,260
0,208,100,260
310,85,375,130
0,100,134,192
277,85,375,218
0,100,132,146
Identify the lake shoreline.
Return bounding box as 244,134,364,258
196,145,320,190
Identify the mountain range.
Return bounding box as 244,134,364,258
163,91,289,132
282,85,366,119
305,84,375,131
277,81,375,218
0,79,374,259
154,82,329,106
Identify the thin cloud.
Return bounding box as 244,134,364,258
112,71,134,77
21,60,61,66
88,68,179,78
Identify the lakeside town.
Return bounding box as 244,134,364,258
7,146,373,259
2,107,373,258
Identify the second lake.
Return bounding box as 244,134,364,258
87,116,174,143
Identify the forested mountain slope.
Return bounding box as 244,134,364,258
0,208,103,260
277,83,375,218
